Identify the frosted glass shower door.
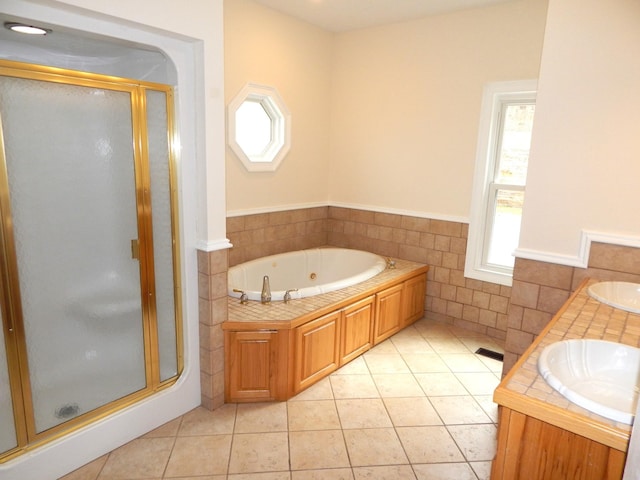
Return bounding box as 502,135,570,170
0,75,146,434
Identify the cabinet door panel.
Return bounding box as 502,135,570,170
295,311,340,392
374,284,404,344
341,296,374,365
403,274,427,326
226,331,277,401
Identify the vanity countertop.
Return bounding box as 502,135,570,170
494,278,640,452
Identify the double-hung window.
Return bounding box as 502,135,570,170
465,80,536,286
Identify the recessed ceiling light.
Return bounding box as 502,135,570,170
4,22,50,35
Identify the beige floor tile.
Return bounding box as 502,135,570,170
289,377,334,401
363,353,410,374
178,404,237,436
458,336,504,354
228,473,291,480
291,468,354,479
447,424,497,461
59,454,108,480
352,465,417,479
455,372,500,395
335,399,392,429
365,339,398,354
229,432,290,474
396,426,464,464
470,460,493,480
334,356,370,374
142,417,182,438
390,335,434,354
429,396,492,425
439,353,490,372
288,400,341,431
474,394,499,422
414,372,467,396
98,437,174,479
289,430,350,470
164,435,231,477
343,428,408,467
401,353,449,373
372,374,424,397
412,462,477,480
413,319,454,337
330,374,379,399
235,402,288,433
478,355,504,373
383,397,442,426
426,337,470,354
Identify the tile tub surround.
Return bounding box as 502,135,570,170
60,320,504,480
226,206,512,340
496,278,640,452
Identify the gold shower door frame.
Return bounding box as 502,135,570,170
0,59,183,461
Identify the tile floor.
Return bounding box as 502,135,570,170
60,318,504,480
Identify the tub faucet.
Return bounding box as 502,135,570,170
233,289,249,304
284,289,298,304
261,275,271,304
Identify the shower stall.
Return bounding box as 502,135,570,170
0,58,182,460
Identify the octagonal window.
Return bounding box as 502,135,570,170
228,83,291,172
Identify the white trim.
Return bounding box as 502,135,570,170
226,201,329,218
227,201,469,224
514,230,640,268
327,201,469,224
195,238,233,252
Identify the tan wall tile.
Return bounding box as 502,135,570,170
510,280,539,309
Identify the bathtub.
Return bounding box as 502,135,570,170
228,248,388,302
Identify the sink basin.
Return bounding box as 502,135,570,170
538,339,640,424
588,281,640,314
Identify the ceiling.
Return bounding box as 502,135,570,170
251,0,518,32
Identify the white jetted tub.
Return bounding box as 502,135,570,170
228,247,388,302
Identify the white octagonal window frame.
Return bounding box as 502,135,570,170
228,83,291,172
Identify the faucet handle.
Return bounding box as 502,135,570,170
386,257,396,269
284,289,298,303
233,289,249,304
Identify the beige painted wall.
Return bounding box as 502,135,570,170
224,0,333,215
224,0,548,220
328,0,548,220
518,0,640,260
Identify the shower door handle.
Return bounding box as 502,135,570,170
131,239,140,260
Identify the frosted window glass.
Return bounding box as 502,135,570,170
146,89,178,380
0,76,146,433
0,308,17,453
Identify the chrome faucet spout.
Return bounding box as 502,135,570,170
261,275,271,304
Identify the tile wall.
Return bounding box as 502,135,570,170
198,207,640,406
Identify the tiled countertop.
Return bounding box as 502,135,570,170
494,278,640,451
224,259,428,330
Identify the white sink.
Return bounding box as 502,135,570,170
588,281,640,314
538,339,640,424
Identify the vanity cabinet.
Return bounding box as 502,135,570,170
492,407,625,480
224,267,428,402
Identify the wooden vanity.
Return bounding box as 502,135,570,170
492,278,638,480
222,259,428,403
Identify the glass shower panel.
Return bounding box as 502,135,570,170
0,76,146,433
0,309,17,453
146,89,178,381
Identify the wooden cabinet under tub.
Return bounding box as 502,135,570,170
223,260,428,403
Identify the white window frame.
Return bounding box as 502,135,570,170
465,80,537,286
